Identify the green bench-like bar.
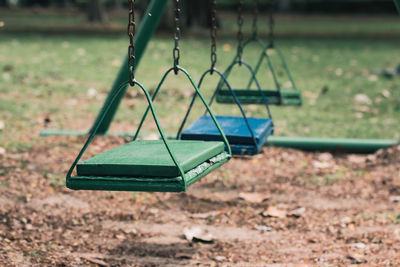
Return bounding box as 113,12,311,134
67,140,229,192
216,89,302,106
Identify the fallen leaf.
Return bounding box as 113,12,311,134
190,211,219,219
289,207,306,218
0,120,4,130
182,89,193,99
319,86,329,95
238,192,269,203
303,91,318,100
223,43,231,52
254,225,272,232
262,206,287,218
368,74,378,82
348,155,365,164
312,161,330,169
389,196,400,203
351,243,366,249
214,255,226,262
354,94,372,105
3,65,14,73
318,153,333,161
175,253,192,259
355,106,371,113
87,88,97,98
381,89,391,98
82,256,109,267
183,227,213,243
347,254,366,264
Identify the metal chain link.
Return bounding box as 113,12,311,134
127,0,136,86
237,0,244,63
210,0,217,73
268,0,275,48
173,0,181,74
252,0,258,38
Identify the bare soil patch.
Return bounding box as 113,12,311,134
0,136,399,266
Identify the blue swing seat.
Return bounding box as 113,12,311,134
181,115,274,155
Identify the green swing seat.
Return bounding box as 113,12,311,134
215,36,302,106
66,68,231,193
216,88,301,105
68,140,229,192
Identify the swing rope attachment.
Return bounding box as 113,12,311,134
210,0,217,73
127,0,136,86
173,0,181,74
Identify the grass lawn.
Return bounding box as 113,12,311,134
0,30,399,152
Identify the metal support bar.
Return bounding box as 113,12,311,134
265,136,398,154
39,129,398,155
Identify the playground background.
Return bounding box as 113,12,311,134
0,5,400,266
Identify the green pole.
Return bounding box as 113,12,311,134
89,0,168,135
265,136,398,154
395,0,400,13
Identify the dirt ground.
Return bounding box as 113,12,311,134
0,136,399,266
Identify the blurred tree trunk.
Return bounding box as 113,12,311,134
277,0,291,11
109,0,122,10
50,0,73,8
87,0,107,23
185,0,212,28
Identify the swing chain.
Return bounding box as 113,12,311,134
252,0,258,38
268,0,275,48
173,0,181,74
237,0,244,64
210,0,217,73
127,0,136,86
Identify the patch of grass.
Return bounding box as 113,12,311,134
49,174,64,188
307,170,345,185
43,171,64,188
0,181,10,187
396,213,400,224
1,21,399,150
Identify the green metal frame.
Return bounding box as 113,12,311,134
67,66,232,192
266,136,398,154
215,36,302,106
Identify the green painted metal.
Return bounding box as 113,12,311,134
67,66,232,192
77,140,225,177
395,0,400,13
216,88,301,105
266,136,398,154
215,37,302,106
68,152,229,192
89,0,168,135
